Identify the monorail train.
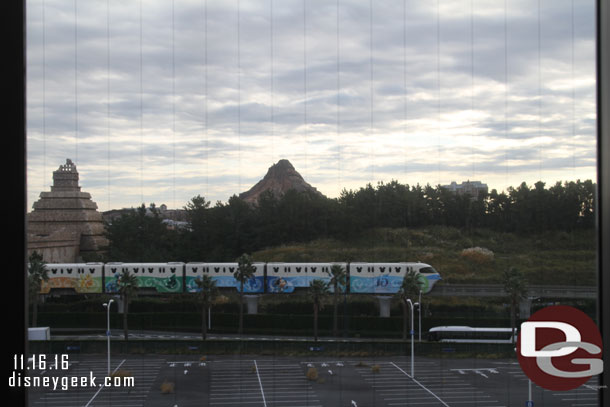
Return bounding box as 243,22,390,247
38,261,441,295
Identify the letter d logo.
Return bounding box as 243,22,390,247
520,321,581,357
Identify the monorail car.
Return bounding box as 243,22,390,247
38,261,441,295
349,262,441,294
185,262,265,294
40,263,104,294
104,262,184,294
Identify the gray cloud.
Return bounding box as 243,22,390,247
26,0,597,211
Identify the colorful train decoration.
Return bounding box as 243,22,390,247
38,261,441,295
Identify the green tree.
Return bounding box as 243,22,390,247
503,267,528,344
308,279,330,342
184,195,211,260
105,204,179,262
28,252,48,327
195,275,218,340
396,271,421,341
327,264,347,337
117,270,138,341
235,253,256,335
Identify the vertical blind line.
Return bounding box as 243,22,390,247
74,0,78,166
172,0,176,209
437,0,440,186
403,0,408,228
337,0,340,187
370,0,374,184
170,0,177,299
139,0,144,205
504,0,508,181
471,0,475,179
42,0,47,231
571,0,575,175
237,0,241,193
538,0,542,181
204,0,208,198
270,0,274,165
403,0,407,178
107,0,110,212
370,0,375,262
42,0,46,195
304,0,307,174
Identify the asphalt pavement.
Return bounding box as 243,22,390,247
24,354,601,407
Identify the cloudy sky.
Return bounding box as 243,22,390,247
26,0,596,212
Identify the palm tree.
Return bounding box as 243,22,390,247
195,275,218,340
396,271,421,341
235,253,256,335
117,270,138,341
308,279,330,342
327,264,347,337
28,252,48,327
503,267,528,344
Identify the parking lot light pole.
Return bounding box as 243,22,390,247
418,290,422,342
407,299,416,377
103,299,114,376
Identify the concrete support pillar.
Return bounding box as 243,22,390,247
244,295,259,315
115,297,125,313
377,296,392,318
519,298,533,319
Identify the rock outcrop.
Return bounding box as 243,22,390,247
239,159,324,204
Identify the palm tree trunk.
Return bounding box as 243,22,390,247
510,298,516,344
239,282,244,335
32,295,38,327
123,297,129,341
333,289,338,337
202,304,207,340
314,303,319,342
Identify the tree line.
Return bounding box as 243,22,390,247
103,179,595,263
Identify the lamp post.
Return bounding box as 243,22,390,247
418,290,422,342
103,299,114,376
407,299,417,377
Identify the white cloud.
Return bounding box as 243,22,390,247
26,0,596,211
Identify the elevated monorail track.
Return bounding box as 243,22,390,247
429,283,596,299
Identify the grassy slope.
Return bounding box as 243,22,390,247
252,226,596,287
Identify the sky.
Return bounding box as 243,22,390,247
26,0,597,212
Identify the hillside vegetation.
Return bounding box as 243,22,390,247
253,226,596,287
101,179,597,289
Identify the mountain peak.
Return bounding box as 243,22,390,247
239,159,323,204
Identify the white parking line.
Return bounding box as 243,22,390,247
253,360,268,407
83,359,126,407
390,362,452,407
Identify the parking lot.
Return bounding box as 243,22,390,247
26,355,601,407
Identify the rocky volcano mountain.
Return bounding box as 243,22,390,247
239,159,324,204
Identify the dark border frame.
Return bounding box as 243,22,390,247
4,0,27,405
5,0,609,405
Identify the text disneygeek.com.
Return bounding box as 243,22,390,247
10,354,135,391
9,371,135,391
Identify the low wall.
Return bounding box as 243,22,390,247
29,339,516,358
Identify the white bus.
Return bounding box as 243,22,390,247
427,326,517,343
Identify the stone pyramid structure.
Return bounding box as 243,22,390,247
27,159,108,262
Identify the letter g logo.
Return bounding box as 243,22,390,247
517,306,603,391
